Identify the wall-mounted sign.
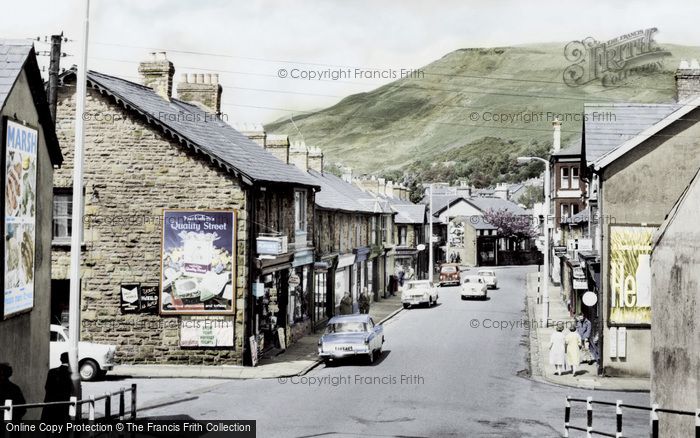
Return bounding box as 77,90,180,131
249,336,259,367
609,327,618,358
617,327,627,358
256,235,288,256
336,254,356,270
161,210,236,315
3,119,38,319
119,284,141,314
139,285,159,314
573,279,588,290
582,291,598,307
553,246,568,257
180,315,234,347
609,225,655,325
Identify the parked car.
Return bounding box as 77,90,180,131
477,269,498,289
401,280,438,308
461,275,488,300
318,315,384,365
50,324,116,381
438,263,461,287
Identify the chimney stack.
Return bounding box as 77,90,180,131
341,167,353,183
233,122,266,147
676,58,700,103
552,117,561,152
494,183,509,200
264,134,290,163
289,141,309,172
308,146,324,173
138,52,175,100
176,72,223,114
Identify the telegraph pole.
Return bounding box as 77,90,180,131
47,33,62,122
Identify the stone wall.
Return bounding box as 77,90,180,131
52,77,249,365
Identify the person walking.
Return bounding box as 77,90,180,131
358,288,370,314
0,363,26,420
565,324,582,375
548,323,566,376
339,293,353,315
388,275,397,296
41,352,73,424
576,313,592,364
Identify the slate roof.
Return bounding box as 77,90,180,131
563,206,590,225
552,140,582,157
583,103,682,164
393,204,426,224
308,169,374,213
0,39,61,164
467,196,528,216
65,69,317,187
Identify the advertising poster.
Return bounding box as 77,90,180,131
609,225,655,325
3,120,38,318
180,315,234,347
160,210,236,315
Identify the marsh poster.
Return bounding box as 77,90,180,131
3,120,37,318
160,210,236,315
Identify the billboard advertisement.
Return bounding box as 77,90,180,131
160,210,236,315
3,120,38,318
609,225,655,325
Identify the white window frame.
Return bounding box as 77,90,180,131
294,189,307,234
571,166,579,189
53,189,77,244
561,167,570,189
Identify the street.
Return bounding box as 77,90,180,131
87,266,649,437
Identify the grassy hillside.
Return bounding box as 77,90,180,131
265,43,699,185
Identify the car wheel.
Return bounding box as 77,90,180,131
323,358,334,367
402,303,410,309
79,359,100,382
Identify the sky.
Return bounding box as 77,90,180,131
2,0,700,122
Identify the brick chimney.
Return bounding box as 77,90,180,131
552,117,561,152
676,59,700,103
233,122,266,147
138,52,175,100
386,180,395,198
265,134,290,163
341,167,353,183
308,146,324,173
494,183,509,200
176,73,223,114
289,141,309,172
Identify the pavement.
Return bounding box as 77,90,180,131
87,266,652,437
111,293,405,379
525,271,650,392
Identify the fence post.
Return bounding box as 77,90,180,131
119,388,125,421
650,403,659,438
3,400,12,421
695,409,699,438
130,384,137,420
104,393,111,421
69,396,78,421
564,396,570,438
586,396,593,438
88,395,95,422
615,400,623,438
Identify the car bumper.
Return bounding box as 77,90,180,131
439,280,460,286
402,298,428,306
319,346,371,359
461,291,487,298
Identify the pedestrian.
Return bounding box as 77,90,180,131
41,352,73,424
359,288,370,314
548,323,566,376
0,363,26,420
388,275,397,296
339,293,353,315
576,313,592,364
407,266,415,281
565,324,582,375
397,269,405,288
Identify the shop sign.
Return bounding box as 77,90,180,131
257,235,288,255
253,282,265,298
161,210,236,315
292,249,314,267
3,120,38,319
609,225,655,325
119,284,141,314
582,291,598,307
336,253,356,269
573,279,588,290
553,246,567,257
180,315,234,347
139,285,159,314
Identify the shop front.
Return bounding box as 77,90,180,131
334,253,355,313
252,253,293,357
289,249,314,342
354,247,371,305
312,260,332,330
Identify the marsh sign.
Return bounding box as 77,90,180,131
563,28,671,87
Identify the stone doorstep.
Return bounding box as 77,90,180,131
525,273,650,393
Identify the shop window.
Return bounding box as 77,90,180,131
314,272,328,324
560,167,570,189
294,190,307,234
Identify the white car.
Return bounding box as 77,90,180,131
461,275,488,300
401,280,438,308
50,325,116,381
478,269,498,289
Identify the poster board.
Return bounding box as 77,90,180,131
180,315,234,347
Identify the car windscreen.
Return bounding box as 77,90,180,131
479,272,495,276
326,322,367,333
441,266,457,273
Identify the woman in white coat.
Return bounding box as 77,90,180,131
549,323,567,375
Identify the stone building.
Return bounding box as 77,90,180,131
0,40,62,411
51,53,318,367
650,168,700,437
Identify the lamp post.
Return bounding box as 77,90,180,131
517,156,550,323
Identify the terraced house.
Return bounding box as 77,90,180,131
50,53,319,368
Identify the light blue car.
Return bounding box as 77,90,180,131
318,314,384,365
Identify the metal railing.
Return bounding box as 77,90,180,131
564,395,700,437
2,383,136,422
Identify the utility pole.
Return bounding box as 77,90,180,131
69,0,91,399
47,33,63,122
428,184,434,283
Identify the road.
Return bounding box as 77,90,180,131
87,266,650,437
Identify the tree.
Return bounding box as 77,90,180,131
518,185,544,209
483,208,537,249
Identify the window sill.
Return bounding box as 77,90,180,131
52,241,87,249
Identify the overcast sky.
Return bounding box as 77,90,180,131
2,0,700,122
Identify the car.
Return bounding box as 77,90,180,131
477,269,498,289
401,280,438,308
461,275,488,300
318,315,384,365
438,263,461,287
50,324,116,381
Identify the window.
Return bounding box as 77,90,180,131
380,215,387,244
294,190,307,233
572,204,580,216
53,190,73,243
398,226,407,246
561,167,570,189
561,203,569,219
571,166,579,189
314,272,327,324
370,217,377,245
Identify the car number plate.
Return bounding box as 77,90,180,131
335,346,353,351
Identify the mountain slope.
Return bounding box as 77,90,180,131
265,43,699,179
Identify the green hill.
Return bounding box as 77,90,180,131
265,42,699,186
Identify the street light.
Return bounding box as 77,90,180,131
517,156,550,324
